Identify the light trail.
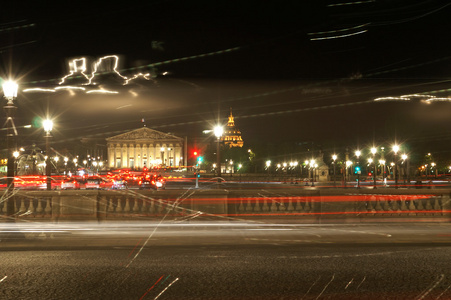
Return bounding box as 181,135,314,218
308,23,369,36
139,275,164,300
154,277,179,300
59,58,89,85
86,55,128,85
23,88,55,93
328,0,375,6
310,30,367,41
86,89,119,94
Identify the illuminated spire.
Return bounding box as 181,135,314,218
222,107,243,148
228,107,235,127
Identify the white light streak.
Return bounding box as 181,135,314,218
86,89,119,94
55,86,86,91
374,93,451,102
23,88,56,93
87,55,127,85
59,58,89,84
154,278,179,300
310,30,368,41
124,73,151,85
308,23,369,36
116,104,132,110
0,276,7,283
374,97,411,102
328,0,375,6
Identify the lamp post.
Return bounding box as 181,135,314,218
3,80,18,219
401,154,408,184
379,160,386,185
310,159,315,187
13,150,19,176
238,163,242,182
332,154,337,187
371,147,377,189
392,144,399,189
43,119,53,190
355,150,361,189
214,125,223,178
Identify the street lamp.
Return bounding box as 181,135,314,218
310,159,315,187
355,150,361,189
43,119,53,190
379,160,386,185
332,154,337,187
392,144,399,188
214,125,224,178
265,160,271,179
3,80,18,219
371,147,377,189
13,150,19,176
401,154,408,184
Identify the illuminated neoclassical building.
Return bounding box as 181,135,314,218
222,108,244,148
106,127,184,169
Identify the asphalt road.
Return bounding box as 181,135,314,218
2,222,451,299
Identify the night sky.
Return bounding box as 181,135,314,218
2,0,451,160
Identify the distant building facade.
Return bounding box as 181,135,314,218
106,127,184,169
222,108,244,148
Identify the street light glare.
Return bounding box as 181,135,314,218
2,80,18,99
213,125,224,138
355,150,361,157
43,119,53,133
371,147,377,155
393,144,400,153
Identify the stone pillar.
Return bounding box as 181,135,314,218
122,144,127,168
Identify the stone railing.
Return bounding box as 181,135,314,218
1,189,450,223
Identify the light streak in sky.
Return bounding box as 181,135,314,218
86,89,119,94
86,55,128,85
54,86,86,91
26,55,156,95
328,0,375,6
23,88,56,93
124,73,151,85
59,58,89,85
308,23,369,36
310,30,367,41
374,94,451,102
308,23,369,41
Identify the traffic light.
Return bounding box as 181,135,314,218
197,156,203,163
193,151,198,156
355,166,361,174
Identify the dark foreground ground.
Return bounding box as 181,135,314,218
1,222,451,299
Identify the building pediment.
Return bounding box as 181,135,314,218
106,127,182,142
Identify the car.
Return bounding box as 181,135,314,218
85,177,106,190
138,173,165,190
61,177,81,190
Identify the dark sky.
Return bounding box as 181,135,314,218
2,0,451,157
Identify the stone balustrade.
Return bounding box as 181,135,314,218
1,189,450,223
